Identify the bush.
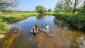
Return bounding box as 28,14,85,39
0,22,9,34
54,13,85,30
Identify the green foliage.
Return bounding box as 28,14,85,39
0,22,8,34
77,6,85,14
45,12,55,15
0,26,21,48
54,12,85,30
64,0,72,12
35,5,46,14
0,0,17,11
48,9,52,12
0,12,39,23
0,18,3,22
54,0,72,12
2,17,20,24
54,3,63,12
54,0,84,13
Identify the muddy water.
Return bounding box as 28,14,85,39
1,16,85,48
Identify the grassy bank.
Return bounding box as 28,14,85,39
0,18,8,34
0,11,54,34
0,12,39,34
44,12,55,15
54,12,85,30
0,12,55,23
0,12,39,23
0,27,21,48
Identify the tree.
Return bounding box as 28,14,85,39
83,1,85,11
0,0,18,11
54,0,83,13
35,5,46,14
55,0,72,12
63,0,72,12
73,0,77,13
54,3,63,12
48,9,52,12
72,0,84,13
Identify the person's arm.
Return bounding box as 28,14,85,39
33,26,35,29
45,26,47,30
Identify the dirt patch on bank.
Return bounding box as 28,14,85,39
0,34,5,39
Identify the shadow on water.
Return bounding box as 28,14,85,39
0,15,85,48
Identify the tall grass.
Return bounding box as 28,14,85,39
0,18,9,34
0,12,39,23
54,12,85,30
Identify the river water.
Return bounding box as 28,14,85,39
1,16,85,48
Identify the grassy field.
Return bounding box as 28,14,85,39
54,12,85,30
0,12,39,17
0,12,39,23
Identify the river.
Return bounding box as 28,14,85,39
0,15,85,48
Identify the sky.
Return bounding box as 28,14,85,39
15,0,58,11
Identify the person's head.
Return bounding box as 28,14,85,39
36,23,39,26
46,24,48,26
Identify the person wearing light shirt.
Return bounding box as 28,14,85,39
44,24,49,33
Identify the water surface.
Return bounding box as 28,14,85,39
2,16,85,48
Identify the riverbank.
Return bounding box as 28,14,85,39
0,22,8,34
0,12,39,34
45,12,55,15
0,11,55,34
0,12,39,24
0,12,55,23
0,27,21,48
0,34,5,39
54,12,85,30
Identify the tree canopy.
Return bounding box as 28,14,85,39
0,0,18,11
48,9,52,12
35,5,46,14
54,2,63,12
54,0,84,13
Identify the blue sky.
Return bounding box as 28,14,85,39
15,0,58,11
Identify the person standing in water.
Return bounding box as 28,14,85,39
44,24,49,33
36,23,40,33
32,23,40,33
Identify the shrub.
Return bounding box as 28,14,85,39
0,22,9,34
54,13,85,30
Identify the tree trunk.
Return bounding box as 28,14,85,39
73,0,76,14
83,1,85,11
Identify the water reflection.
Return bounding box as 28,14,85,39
9,16,55,33
36,15,44,19
0,16,85,48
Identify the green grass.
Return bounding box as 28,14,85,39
54,12,85,30
0,26,21,48
44,12,55,15
0,12,39,23
0,12,39,17
0,12,39,34
0,12,55,23
0,21,9,34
